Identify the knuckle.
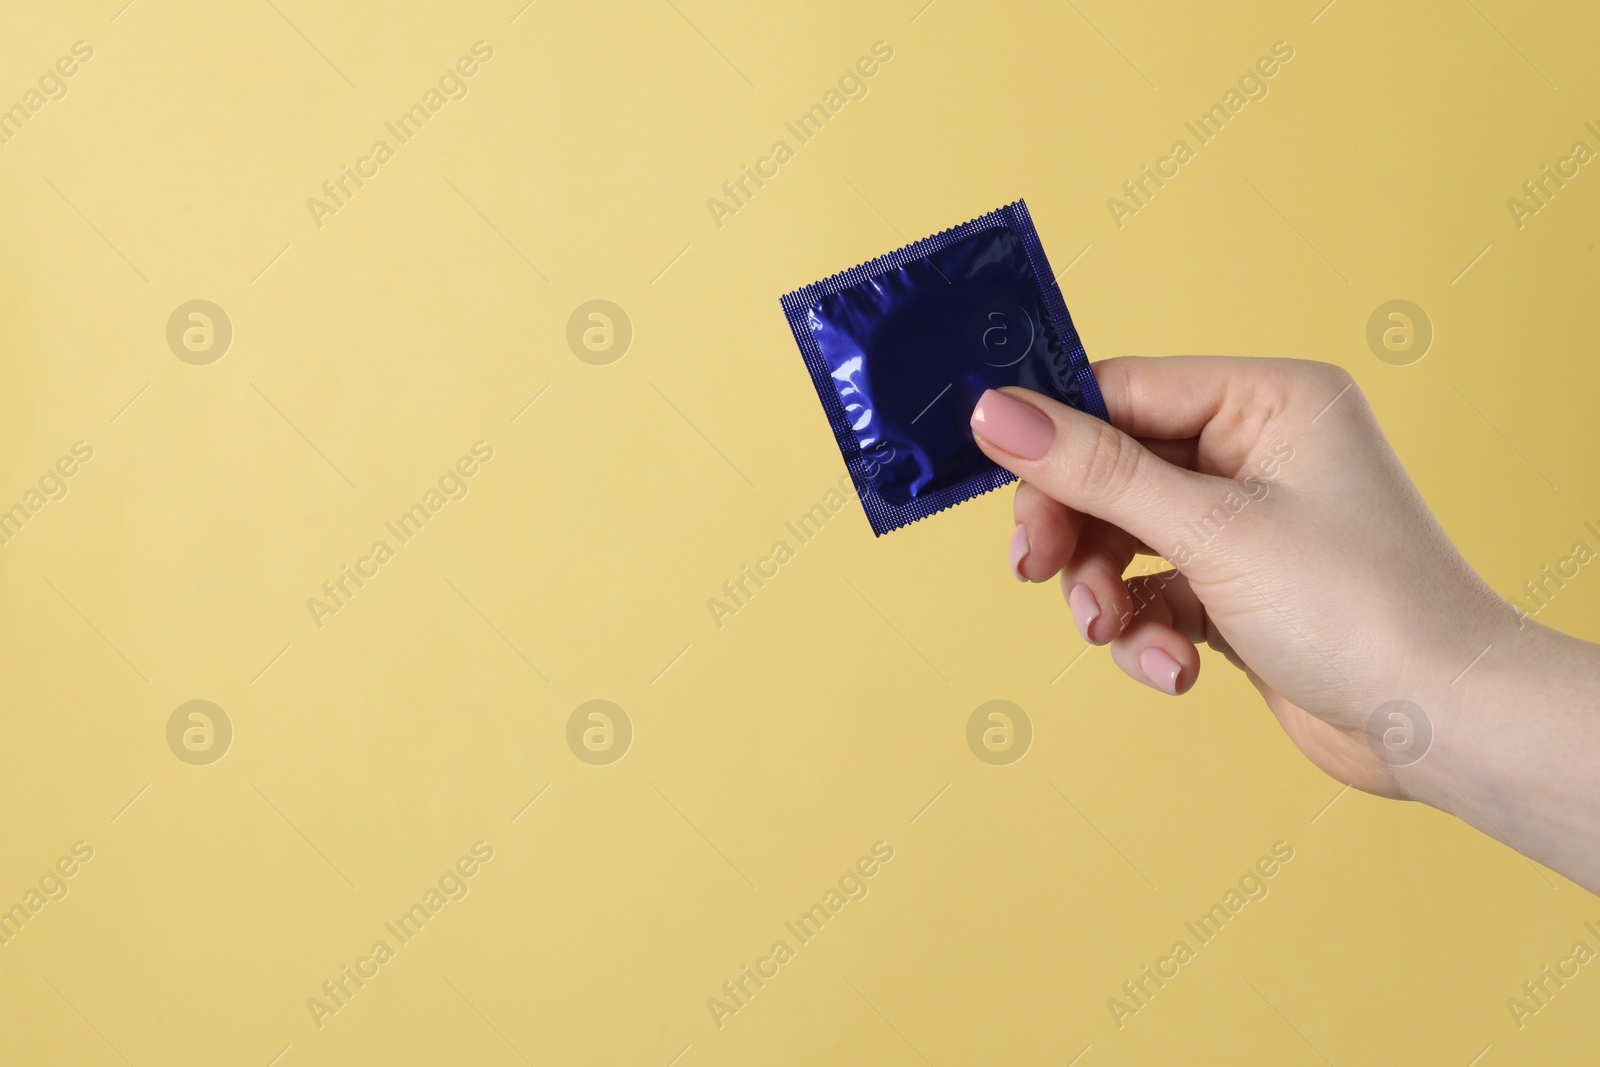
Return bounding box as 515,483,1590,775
1295,358,1356,392
1098,355,1143,425
1073,422,1141,500
1123,571,1176,624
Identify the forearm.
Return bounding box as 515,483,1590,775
1405,623,1600,893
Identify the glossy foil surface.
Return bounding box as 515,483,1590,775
782,200,1107,535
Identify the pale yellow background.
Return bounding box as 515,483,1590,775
1,0,1597,1063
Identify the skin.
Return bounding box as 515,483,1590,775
970,356,1600,894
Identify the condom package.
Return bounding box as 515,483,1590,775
780,199,1108,536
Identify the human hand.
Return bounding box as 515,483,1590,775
968,356,1521,801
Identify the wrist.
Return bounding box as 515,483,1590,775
1398,618,1544,808
1398,620,1600,884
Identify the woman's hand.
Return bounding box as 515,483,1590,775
969,356,1600,896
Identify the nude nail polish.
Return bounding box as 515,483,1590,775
1010,524,1030,582
1068,583,1100,642
970,389,1055,460
1139,646,1182,695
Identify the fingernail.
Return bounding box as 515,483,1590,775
970,389,1055,460
1009,524,1030,582
1139,647,1183,695
1067,583,1100,642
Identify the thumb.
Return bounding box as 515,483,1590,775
970,386,1222,557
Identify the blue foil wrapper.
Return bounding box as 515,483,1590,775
780,199,1108,536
